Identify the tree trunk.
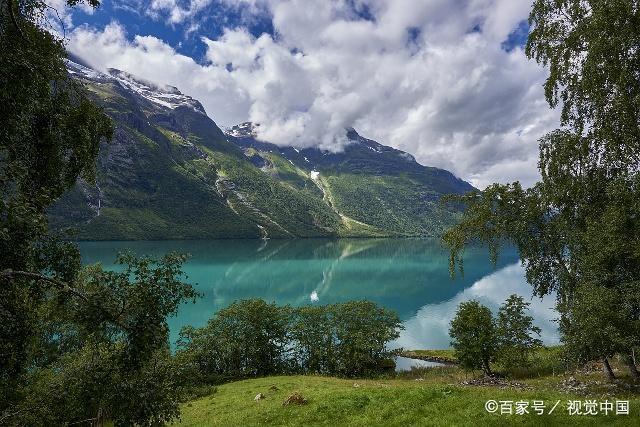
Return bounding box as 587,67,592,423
624,354,639,379
603,357,616,381
482,360,493,376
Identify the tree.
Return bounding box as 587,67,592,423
496,295,542,370
443,0,640,379
527,0,640,164
449,300,497,376
1,0,113,412
177,299,293,382
176,299,403,382
3,252,198,426
560,283,640,380
1,1,202,423
331,301,403,377
290,305,337,374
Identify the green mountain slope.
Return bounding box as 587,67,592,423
49,61,474,240
226,124,475,237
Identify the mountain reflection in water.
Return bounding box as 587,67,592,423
78,238,558,349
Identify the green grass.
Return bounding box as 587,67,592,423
176,347,640,425
261,152,319,193
175,373,640,426
157,127,189,146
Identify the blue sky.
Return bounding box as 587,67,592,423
72,1,527,59
60,0,556,188
70,0,276,61
501,20,529,52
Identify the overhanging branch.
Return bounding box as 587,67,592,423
0,269,130,331
0,269,89,302
7,0,27,41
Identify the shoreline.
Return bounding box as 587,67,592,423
400,350,459,366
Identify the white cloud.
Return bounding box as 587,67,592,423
43,0,95,35
148,0,213,24
67,0,559,187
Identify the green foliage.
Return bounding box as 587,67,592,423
560,283,640,366
1,2,202,422
261,151,322,195
496,295,542,370
330,301,403,377
4,252,198,426
177,299,292,383
290,305,338,375
325,173,460,237
449,300,497,375
76,252,199,365
527,0,640,164
449,297,549,375
1,0,113,415
176,299,403,384
443,0,640,379
210,151,342,237
20,347,180,426
51,118,261,240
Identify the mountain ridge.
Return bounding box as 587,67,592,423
225,121,472,194
49,60,475,240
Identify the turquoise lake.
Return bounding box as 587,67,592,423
78,238,559,352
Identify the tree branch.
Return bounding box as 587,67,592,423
0,269,130,332
44,3,66,40
7,0,27,41
0,408,24,425
0,269,89,302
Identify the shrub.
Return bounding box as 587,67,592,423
177,300,292,381
177,299,403,383
332,301,403,377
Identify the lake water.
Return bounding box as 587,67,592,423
78,239,559,356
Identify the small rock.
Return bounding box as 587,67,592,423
283,392,307,406
565,376,582,387
461,375,530,389
353,383,360,388
558,376,588,394
255,393,265,401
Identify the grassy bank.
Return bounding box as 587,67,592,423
175,350,640,426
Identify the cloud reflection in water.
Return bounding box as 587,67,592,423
394,263,558,350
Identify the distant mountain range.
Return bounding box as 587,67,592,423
49,59,475,240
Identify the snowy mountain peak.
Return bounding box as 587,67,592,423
65,59,111,82
65,59,206,115
225,122,259,138
105,68,206,114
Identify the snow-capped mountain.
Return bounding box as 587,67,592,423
65,59,206,114
225,122,259,138
52,60,475,240
225,121,417,165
